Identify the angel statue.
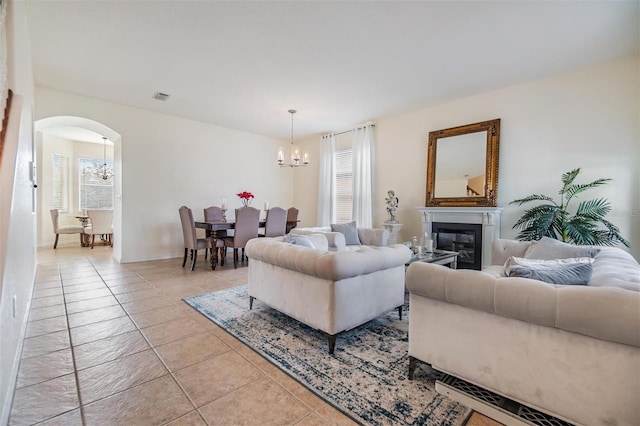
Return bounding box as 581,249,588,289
385,190,399,223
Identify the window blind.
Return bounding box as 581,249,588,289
335,149,353,224
52,153,70,212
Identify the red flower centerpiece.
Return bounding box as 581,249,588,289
237,191,255,207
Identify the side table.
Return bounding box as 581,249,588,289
406,249,459,269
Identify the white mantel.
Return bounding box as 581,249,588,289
416,207,503,268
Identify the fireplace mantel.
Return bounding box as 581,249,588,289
416,207,503,268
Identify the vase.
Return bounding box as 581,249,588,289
241,199,251,207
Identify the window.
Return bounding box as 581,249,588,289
52,153,70,212
335,149,353,223
79,157,114,210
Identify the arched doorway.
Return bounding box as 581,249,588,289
34,116,123,261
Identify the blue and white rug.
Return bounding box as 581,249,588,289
183,285,470,425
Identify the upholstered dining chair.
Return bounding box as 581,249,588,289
203,206,227,259
50,209,85,249
84,209,114,249
260,207,287,237
179,206,212,271
286,207,299,233
221,206,260,268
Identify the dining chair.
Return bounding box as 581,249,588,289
203,206,227,259
286,207,299,233
50,209,85,249
260,207,287,237
84,209,114,249
221,206,260,268
179,206,212,271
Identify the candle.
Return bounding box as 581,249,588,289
264,201,269,210
277,147,284,163
221,196,227,211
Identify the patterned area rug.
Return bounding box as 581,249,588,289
183,285,471,425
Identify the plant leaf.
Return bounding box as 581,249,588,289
564,179,612,202
509,195,555,206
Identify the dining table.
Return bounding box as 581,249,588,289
195,219,299,270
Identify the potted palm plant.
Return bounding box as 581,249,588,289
510,168,629,247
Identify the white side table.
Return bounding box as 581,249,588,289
381,222,403,246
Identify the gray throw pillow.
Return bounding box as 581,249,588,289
524,237,599,260
330,221,361,245
508,262,593,285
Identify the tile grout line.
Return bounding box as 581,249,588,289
88,258,209,426
59,258,90,426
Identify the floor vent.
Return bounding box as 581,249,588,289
437,375,575,426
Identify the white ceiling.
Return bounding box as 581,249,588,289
24,1,639,140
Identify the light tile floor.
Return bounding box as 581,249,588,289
9,245,501,426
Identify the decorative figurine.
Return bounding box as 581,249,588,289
385,190,399,223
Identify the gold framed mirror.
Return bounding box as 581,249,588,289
426,118,500,207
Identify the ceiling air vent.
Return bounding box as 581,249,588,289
152,92,170,101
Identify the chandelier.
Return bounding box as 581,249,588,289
277,109,309,167
93,136,114,180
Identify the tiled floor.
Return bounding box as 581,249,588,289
9,245,500,426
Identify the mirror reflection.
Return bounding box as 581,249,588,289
434,132,487,197
425,118,500,207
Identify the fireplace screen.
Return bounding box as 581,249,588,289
432,222,483,270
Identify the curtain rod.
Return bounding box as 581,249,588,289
324,123,376,138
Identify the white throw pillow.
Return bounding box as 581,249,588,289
286,234,315,249
304,233,329,252
286,233,329,251
503,256,595,276
524,237,599,260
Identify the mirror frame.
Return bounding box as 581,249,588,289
425,118,500,207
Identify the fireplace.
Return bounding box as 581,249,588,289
416,207,503,268
432,222,483,270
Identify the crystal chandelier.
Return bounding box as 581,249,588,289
93,136,114,180
277,109,309,167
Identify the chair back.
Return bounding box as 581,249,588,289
286,207,299,233
179,206,198,250
204,206,225,222
86,210,113,235
50,209,60,233
264,207,287,237
233,206,260,247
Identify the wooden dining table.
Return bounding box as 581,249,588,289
195,220,299,270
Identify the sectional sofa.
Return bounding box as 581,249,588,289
405,238,640,426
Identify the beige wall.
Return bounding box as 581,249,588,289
294,55,640,259
34,87,294,262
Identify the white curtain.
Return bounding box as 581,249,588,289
352,124,374,228
317,134,336,226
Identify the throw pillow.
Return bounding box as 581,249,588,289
330,221,361,245
524,237,599,260
286,234,315,249
304,233,329,252
507,262,593,285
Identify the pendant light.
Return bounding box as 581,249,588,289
277,109,309,167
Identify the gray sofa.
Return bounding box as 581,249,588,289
245,233,411,354
406,238,640,426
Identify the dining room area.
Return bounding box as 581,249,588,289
179,196,300,271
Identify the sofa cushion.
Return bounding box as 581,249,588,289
331,221,361,245
524,237,599,260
